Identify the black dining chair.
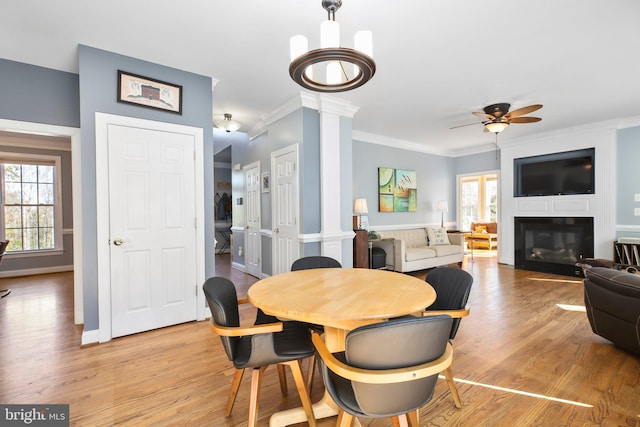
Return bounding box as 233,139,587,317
291,255,342,271
422,266,473,408
203,277,316,427
291,255,342,391
312,315,453,426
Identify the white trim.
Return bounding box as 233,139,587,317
71,131,83,325
3,249,64,258
299,230,355,243
0,133,71,151
247,92,360,140
617,224,640,232
81,329,100,346
231,261,246,272
0,119,78,140
95,113,206,343
0,152,64,252
0,264,73,278
0,119,83,326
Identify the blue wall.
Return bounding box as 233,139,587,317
453,150,500,176
352,140,456,228
78,45,214,331
617,126,640,238
0,60,78,273
0,59,80,128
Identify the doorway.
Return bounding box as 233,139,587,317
271,144,300,275
244,161,261,278
95,113,206,342
458,172,498,231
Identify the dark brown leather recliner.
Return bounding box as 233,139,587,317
583,267,640,356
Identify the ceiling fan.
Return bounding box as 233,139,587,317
452,102,543,133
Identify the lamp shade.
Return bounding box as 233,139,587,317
354,198,368,214
484,122,509,134
437,200,448,212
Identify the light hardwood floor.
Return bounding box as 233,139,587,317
0,254,638,426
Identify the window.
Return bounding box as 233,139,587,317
0,154,62,253
459,173,498,231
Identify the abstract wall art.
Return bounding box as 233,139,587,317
378,167,417,212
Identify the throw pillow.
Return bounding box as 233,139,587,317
427,227,450,246
474,225,487,234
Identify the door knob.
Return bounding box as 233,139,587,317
113,238,125,246
274,228,280,233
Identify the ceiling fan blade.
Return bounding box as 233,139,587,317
509,116,542,123
505,104,543,118
450,122,482,130
473,111,495,120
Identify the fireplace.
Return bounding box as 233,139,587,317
514,217,594,276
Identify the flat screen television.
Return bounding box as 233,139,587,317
514,148,595,197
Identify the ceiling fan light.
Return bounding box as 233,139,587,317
485,122,509,133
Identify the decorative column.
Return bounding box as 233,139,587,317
317,95,359,262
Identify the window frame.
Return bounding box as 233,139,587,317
458,172,499,231
0,152,63,256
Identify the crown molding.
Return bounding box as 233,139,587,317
352,130,453,157
248,91,360,140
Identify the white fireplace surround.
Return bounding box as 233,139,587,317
499,121,619,266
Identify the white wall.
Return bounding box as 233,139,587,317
499,122,617,265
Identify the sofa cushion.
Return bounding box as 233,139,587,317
431,245,463,257
378,229,428,248
426,227,450,246
405,247,437,262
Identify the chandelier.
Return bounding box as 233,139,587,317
289,0,376,92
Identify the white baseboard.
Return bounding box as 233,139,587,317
81,329,100,346
231,262,245,272
0,265,73,278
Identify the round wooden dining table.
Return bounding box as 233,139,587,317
247,267,436,426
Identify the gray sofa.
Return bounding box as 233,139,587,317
372,228,464,273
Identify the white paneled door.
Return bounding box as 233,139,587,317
107,124,197,338
244,162,261,278
271,145,299,275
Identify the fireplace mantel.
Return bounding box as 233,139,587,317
499,124,617,266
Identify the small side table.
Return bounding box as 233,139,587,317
369,238,397,271
448,230,473,262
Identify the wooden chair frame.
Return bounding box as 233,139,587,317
422,306,470,408
312,332,453,427
210,297,316,427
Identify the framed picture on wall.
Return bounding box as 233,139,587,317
117,70,183,114
261,172,270,193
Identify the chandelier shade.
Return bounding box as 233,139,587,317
289,0,376,93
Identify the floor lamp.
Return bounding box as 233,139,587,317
437,200,448,228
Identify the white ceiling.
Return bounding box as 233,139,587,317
2,0,640,156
